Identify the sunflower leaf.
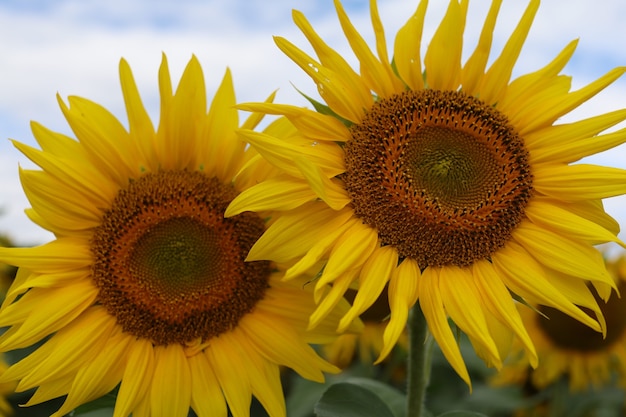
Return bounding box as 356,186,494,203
70,390,117,415
437,412,489,417
313,380,401,417
293,84,353,128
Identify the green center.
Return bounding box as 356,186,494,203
407,126,499,209
129,217,221,298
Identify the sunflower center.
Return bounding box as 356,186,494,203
344,90,532,268
91,170,270,345
537,282,626,352
129,217,221,297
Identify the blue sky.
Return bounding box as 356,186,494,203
1,0,626,248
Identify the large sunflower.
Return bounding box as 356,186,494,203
0,55,359,417
495,255,626,392
226,0,626,384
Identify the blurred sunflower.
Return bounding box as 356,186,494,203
322,288,407,369
0,358,13,417
0,55,359,417
495,255,626,392
226,0,626,385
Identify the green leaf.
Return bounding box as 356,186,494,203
342,377,406,417
294,86,353,128
314,381,397,417
437,412,490,417
70,391,117,416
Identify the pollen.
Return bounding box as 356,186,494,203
91,170,270,345
344,89,533,268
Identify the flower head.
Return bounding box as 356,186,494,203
227,0,626,385
495,255,626,392
0,55,358,417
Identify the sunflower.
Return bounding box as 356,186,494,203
226,0,626,385
494,255,626,392
0,55,360,417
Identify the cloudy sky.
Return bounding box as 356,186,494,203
1,0,626,249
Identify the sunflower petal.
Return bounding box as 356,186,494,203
533,164,626,201
150,345,192,417
424,0,467,90
338,246,397,332
113,338,155,417
419,267,471,386
377,257,420,362
393,0,427,90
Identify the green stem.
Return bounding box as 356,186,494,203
406,304,431,417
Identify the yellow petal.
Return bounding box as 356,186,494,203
524,108,626,156
293,157,351,210
338,246,397,332
237,336,286,417
292,9,372,110
206,334,252,417
0,238,92,273
22,375,74,406
424,0,467,90
377,257,420,362
419,267,471,386
150,344,192,417
247,203,352,263
309,269,358,330
479,0,539,104
189,353,227,417
461,0,502,95
501,40,577,127
119,57,156,167
0,280,97,350
59,94,138,185
533,163,626,201
438,266,501,368
472,260,537,367
13,139,116,206
239,313,336,382
513,221,614,288
52,330,129,417
274,36,365,123
113,338,155,417
226,176,317,216
237,103,350,143
519,67,626,133
316,219,379,288
525,198,624,247
393,0,427,90
9,307,116,390
334,0,402,97
492,241,602,333
203,68,243,181
238,128,344,179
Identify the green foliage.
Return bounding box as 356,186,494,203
313,380,400,417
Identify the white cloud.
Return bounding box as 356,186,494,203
1,0,626,247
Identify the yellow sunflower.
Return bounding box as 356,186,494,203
226,0,626,385
495,255,626,392
0,55,360,417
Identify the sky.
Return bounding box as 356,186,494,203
1,0,626,249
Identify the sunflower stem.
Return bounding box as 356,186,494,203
406,304,431,417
